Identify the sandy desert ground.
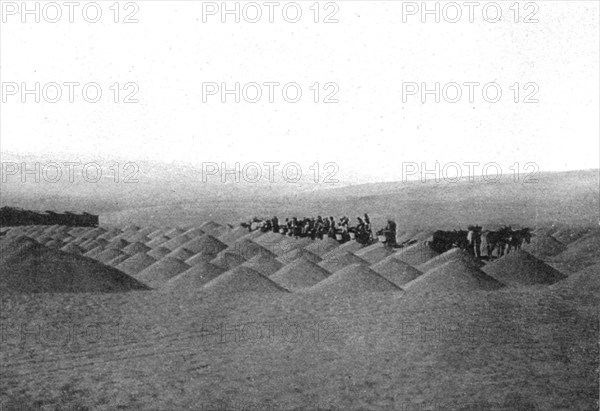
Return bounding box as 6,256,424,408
1,170,599,410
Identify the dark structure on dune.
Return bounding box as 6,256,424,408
0,206,99,228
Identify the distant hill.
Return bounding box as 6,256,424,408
2,151,597,230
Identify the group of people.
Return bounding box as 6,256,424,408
240,212,534,260
242,214,396,246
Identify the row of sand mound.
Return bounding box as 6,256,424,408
0,236,149,293
6,222,589,295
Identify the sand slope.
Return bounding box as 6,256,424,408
270,257,331,291
482,250,566,286
0,236,149,293
203,266,289,293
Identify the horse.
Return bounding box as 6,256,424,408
431,230,469,254
506,228,532,253
484,226,512,259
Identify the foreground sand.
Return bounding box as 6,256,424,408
1,285,597,410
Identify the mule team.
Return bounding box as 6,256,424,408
431,226,532,259
242,216,531,260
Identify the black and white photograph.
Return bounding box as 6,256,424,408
0,1,599,409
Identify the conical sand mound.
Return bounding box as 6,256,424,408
547,232,600,274
404,260,505,294
210,250,247,270
135,257,190,288
306,263,402,294
181,227,205,238
275,236,313,255
1,236,40,259
60,243,84,255
45,239,64,249
393,242,439,266
83,245,105,259
116,252,157,276
165,247,195,261
304,237,340,257
122,224,140,233
551,262,600,294
551,227,591,245
396,229,422,245
252,231,285,247
227,239,273,260
323,240,363,259
277,248,322,265
522,235,567,258
146,235,171,248
235,229,265,243
270,257,331,291
80,240,104,252
106,238,130,250
354,243,394,265
147,228,166,239
123,241,151,255
318,251,369,273
123,233,151,243
79,227,106,240
0,237,149,293
412,231,435,242
203,266,289,293
106,252,132,267
199,221,228,238
185,252,217,266
482,250,566,286
371,255,423,287
96,248,130,264
164,227,186,239
180,235,227,255
218,226,250,245
162,262,225,292
417,248,483,273
96,228,121,241
163,234,194,251
241,253,283,277
147,246,172,260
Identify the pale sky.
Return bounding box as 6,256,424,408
1,1,598,184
